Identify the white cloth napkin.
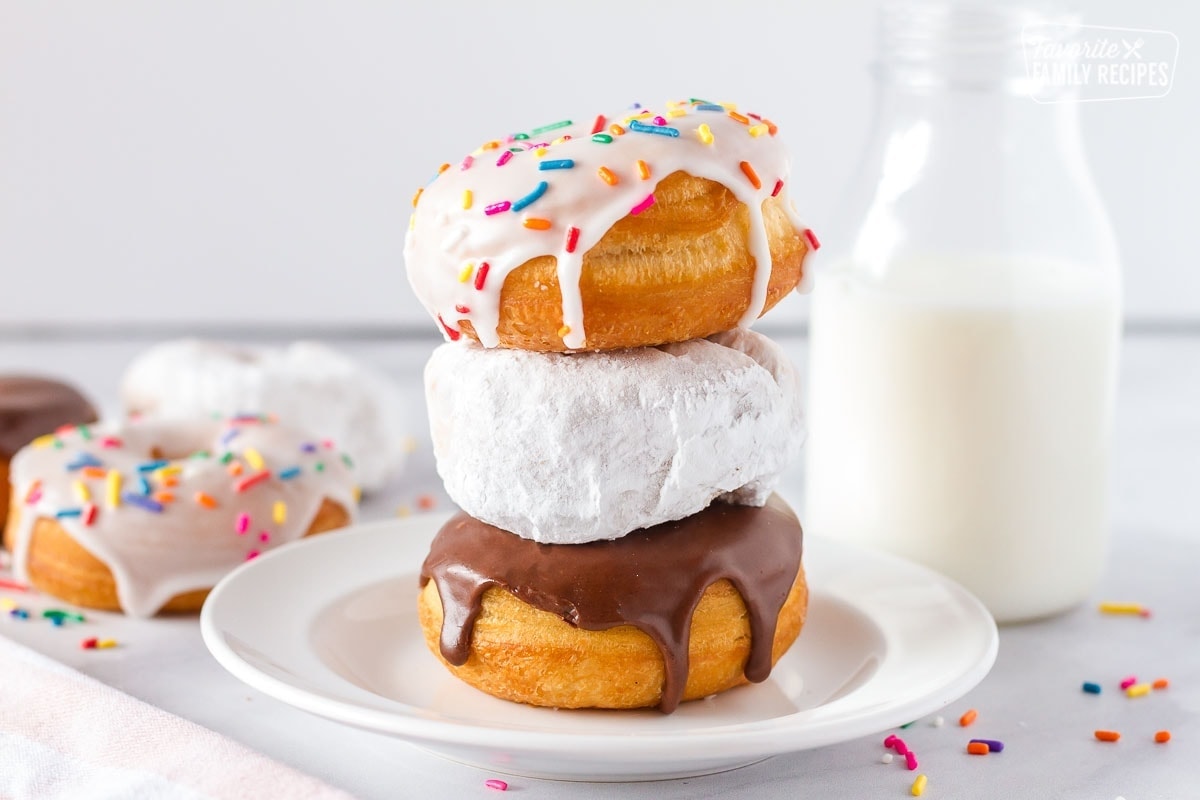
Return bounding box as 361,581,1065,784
0,635,353,800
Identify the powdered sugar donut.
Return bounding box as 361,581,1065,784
6,415,358,616
424,329,803,543
121,340,407,492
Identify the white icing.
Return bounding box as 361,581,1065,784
424,329,804,543
8,416,358,617
120,340,408,492
404,101,807,349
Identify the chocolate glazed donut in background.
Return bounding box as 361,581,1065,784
0,377,98,531
405,98,816,712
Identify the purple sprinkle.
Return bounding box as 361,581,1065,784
970,738,1005,753
484,200,511,215
122,492,164,513
300,442,317,453
220,428,240,445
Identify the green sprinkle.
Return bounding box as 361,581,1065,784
314,461,325,472
219,452,234,464
78,425,92,441
531,119,572,135
591,133,613,144
190,450,211,459
341,453,354,469
512,132,530,141
900,720,917,729
52,439,64,449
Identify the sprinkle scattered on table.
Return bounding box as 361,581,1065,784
484,778,508,791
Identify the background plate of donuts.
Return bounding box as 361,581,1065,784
201,510,998,782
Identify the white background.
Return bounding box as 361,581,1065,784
0,0,1195,331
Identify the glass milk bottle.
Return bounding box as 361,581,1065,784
806,4,1122,622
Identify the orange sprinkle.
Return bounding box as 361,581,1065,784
1094,730,1121,742
153,491,175,504
161,475,179,488
1153,678,1170,690
411,188,423,208
557,325,571,338
727,110,750,125
1155,730,1171,743
966,742,989,755
523,217,552,230
481,141,500,151
739,160,762,190
194,491,218,509
227,462,244,477
763,118,779,135
959,709,978,727
597,166,619,186
438,161,452,172
609,124,625,136
81,466,107,479
416,494,436,511
636,160,650,180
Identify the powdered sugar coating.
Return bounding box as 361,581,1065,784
424,329,803,543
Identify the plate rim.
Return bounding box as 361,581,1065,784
200,512,998,762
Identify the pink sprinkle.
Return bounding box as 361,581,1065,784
259,531,270,543
25,489,42,506
321,439,335,450
630,194,656,216
803,228,821,251
652,115,667,125
0,579,31,593
1120,676,1138,690
484,779,508,791
460,155,474,170
1139,608,1153,618
496,151,514,167
883,735,898,748
236,513,250,534
245,550,260,561
485,200,511,215
905,752,918,771
893,738,909,756
100,436,122,448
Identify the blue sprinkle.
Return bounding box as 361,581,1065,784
511,181,549,212
50,616,64,627
538,159,575,171
278,466,302,480
1082,681,1102,694
10,608,29,620
300,442,317,453
55,508,83,519
629,102,642,109
695,103,726,111
137,460,169,473
122,492,164,513
138,476,152,495
65,453,104,471
221,429,241,445
628,119,680,137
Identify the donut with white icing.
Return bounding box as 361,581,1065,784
424,328,803,543
405,100,817,352
120,340,408,492
5,415,358,616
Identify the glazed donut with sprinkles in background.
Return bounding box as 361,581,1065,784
5,415,358,616
405,99,819,352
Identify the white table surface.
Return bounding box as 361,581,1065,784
2,331,1198,799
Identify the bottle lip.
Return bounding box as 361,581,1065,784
875,1,1082,94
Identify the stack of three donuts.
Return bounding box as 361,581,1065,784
406,100,815,712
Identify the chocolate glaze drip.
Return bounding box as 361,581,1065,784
420,495,803,713
0,376,97,459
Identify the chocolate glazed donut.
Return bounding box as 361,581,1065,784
419,495,806,713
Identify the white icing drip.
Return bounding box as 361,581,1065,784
8,417,358,617
404,102,808,349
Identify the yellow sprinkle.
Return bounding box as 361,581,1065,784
32,434,58,449
411,187,423,208
534,147,547,157
96,639,118,649
156,465,181,478
273,500,287,525
748,123,769,137
720,101,738,111
622,110,653,124
243,448,265,471
1127,683,1152,698
911,774,928,796
402,435,419,454
550,135,569,146
396,505,412,518
352,486,363,503
666,108,687,117
462,189,473,210
697,123,714,145
0,598,17,611
558,325,571,338
1099,602,1143,615
458,263,475,283
72,480,90,503
106,471,122,509
636,160,651,180
409,214,416,231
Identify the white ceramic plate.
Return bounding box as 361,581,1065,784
201,513,997,781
